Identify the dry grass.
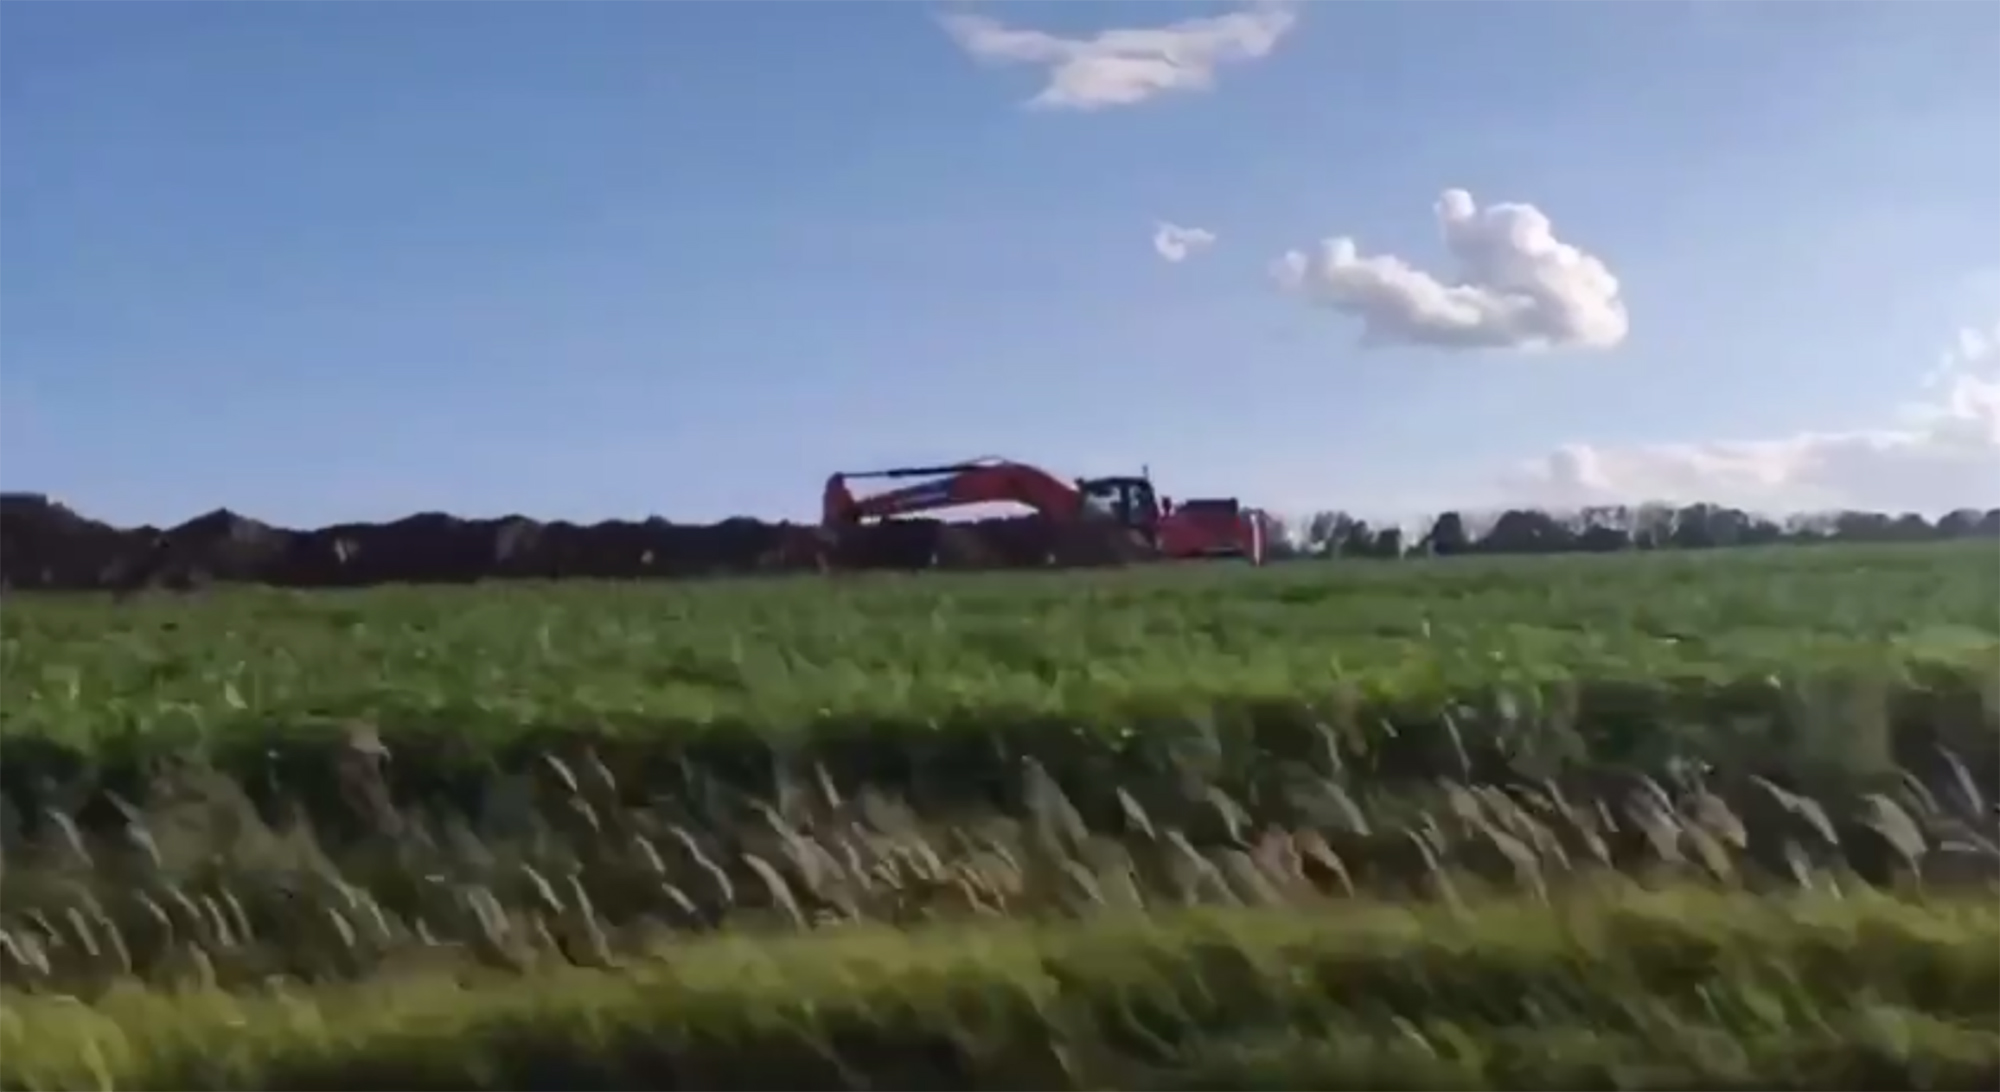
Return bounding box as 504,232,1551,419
2,738,1994,997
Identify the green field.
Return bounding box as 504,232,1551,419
3,542,1998,1089
6,541,1995,753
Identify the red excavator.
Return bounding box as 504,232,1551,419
821,457,1267,565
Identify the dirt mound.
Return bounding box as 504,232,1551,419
0,494,161,590
0,500,1158,591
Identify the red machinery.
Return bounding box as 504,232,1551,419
821,457,1267,565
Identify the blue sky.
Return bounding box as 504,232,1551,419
3,1,1995,528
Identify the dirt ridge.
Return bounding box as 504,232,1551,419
3,493,1995,591
0,495,1155,590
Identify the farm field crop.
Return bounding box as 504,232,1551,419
3,540,1998,1090
2,541,1995,811
5,539,1995,742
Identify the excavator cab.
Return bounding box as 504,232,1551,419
1076,476,1162,531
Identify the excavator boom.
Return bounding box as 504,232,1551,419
820,456,1267,565
822,458,1086,526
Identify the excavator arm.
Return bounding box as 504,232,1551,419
822,458,1087,526
820,455,1265,565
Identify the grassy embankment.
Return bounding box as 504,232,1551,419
6,890,1998,1090
1,542,1996,1088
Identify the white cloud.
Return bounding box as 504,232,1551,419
939,2,1297,111
1274,189,1630,352
1509,323,2000,513
1153,222,1217,263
